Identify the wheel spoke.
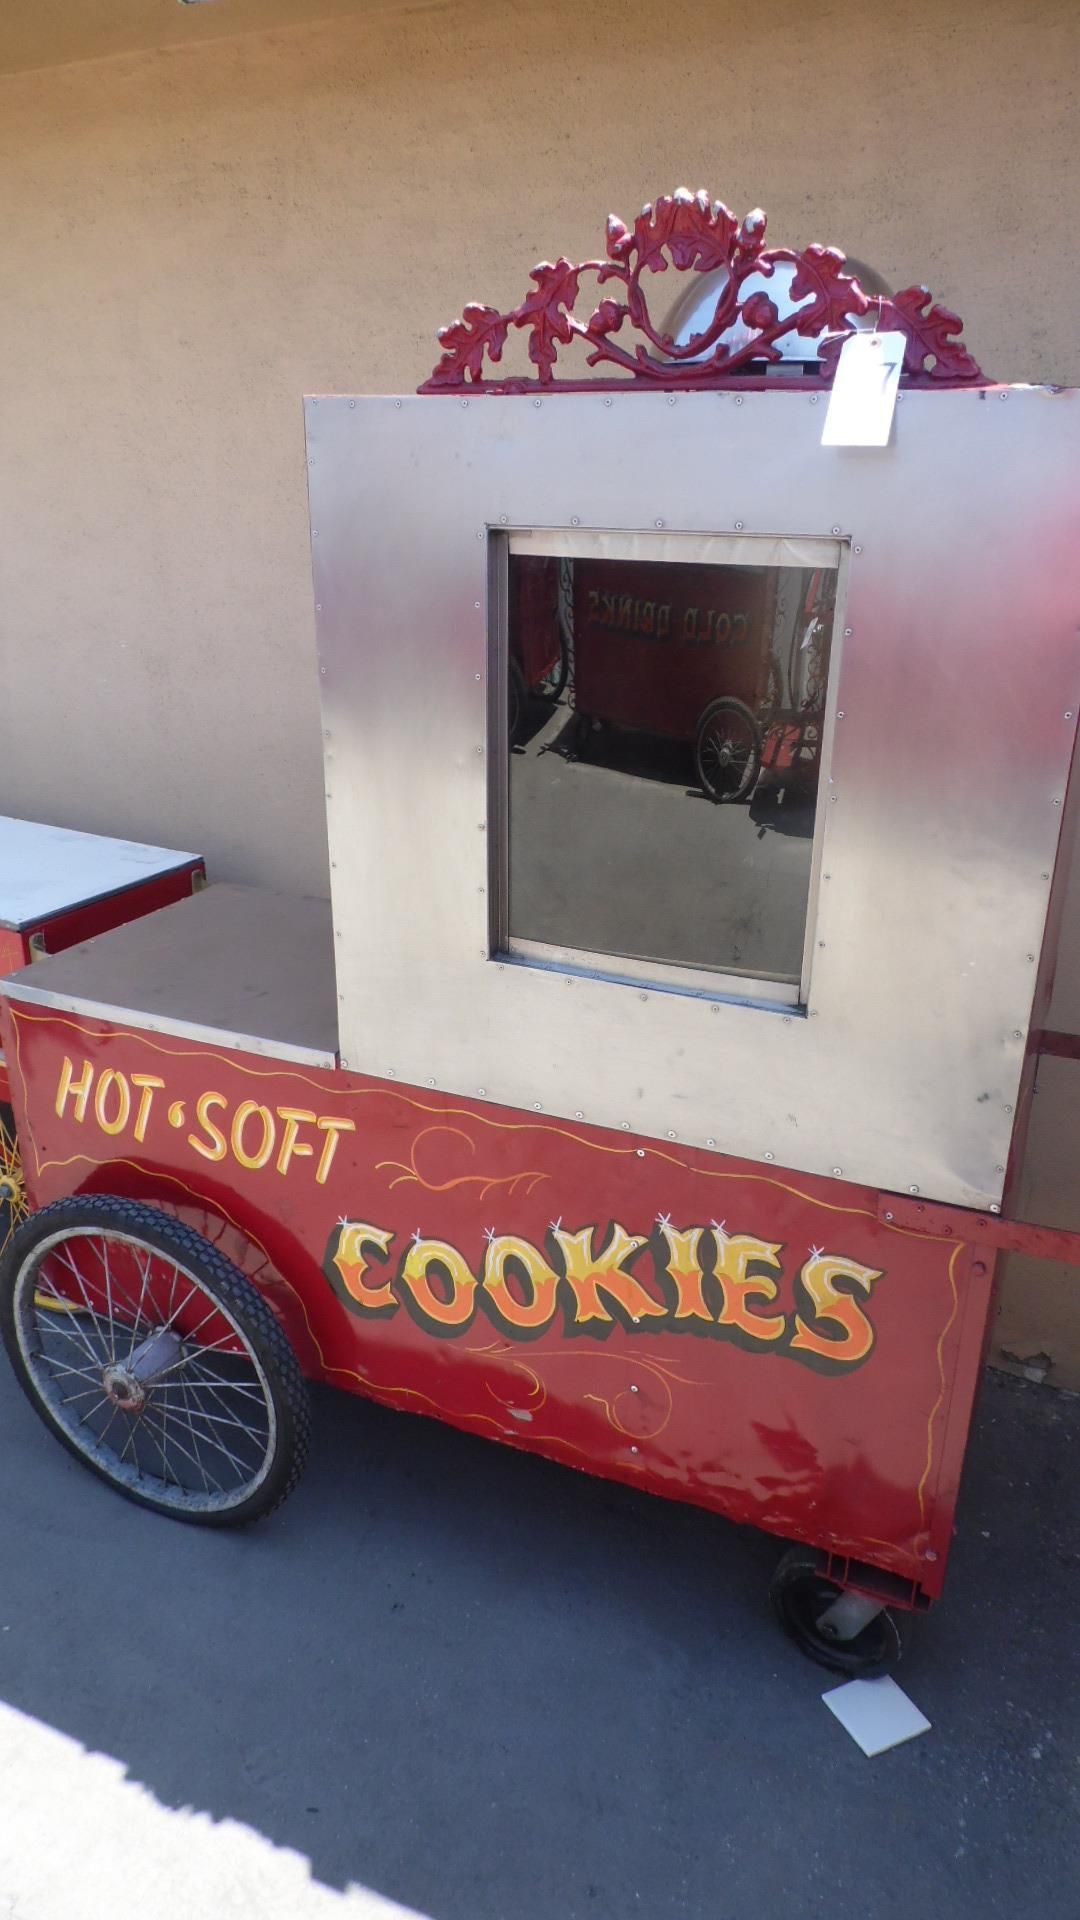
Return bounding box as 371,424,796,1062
94,1237,119,1364
165,1397,266,1460
33,1278,103,1370
171,1368,269,1450
36,1356,103,1384
161,1293,235,1353
176,1370,268,1408
55,1241,132,1350
151,1397,258,1480
170,1409,225,1495
88,1236,145,1329
69,1393,109,1423
147,1329,249,1385
96,1401,127,1452
143,1406,226,1492
53,1244,101,1322
31,1312,100,1363
57,1383,106,1407
151,1279,205,1345
175,1375,213,1496
138,1410,183,1490
118,1417,143,1472
170,1387,268,1449
127,1248,155,1362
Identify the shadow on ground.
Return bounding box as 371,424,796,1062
0,1367,1077,1918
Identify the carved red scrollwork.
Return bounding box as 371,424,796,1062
419,188,983,393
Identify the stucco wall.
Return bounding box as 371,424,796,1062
1,0,1078,1378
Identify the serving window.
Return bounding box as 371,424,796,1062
497,530,843,1006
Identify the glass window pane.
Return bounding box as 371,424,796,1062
505,541,837,990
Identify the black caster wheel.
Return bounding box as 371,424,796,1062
770,1545,908,1677
566,709,594,760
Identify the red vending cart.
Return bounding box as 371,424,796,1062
2,191,1079,1679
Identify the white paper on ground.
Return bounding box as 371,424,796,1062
821,331,906,447
822,1676,931,1755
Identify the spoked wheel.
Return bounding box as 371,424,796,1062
770,1545,908,1677
695,697,761,803
0,1103,28,1258
0,1196,309,1525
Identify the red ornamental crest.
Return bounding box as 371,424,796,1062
420,188,983,393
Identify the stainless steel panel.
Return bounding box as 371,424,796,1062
3,885,338,1067
306,386,1080,1208
0,816,200,931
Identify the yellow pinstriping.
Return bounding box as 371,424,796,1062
6,1001,969,1512
9,1006,960,1234
915,1241,964,1532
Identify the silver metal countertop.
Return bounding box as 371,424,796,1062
0,815,200,930
1,884,338,1067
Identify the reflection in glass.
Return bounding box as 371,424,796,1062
506,544,836,990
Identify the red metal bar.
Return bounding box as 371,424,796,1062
1032,1027,1080,1062
877,1192,1080,1264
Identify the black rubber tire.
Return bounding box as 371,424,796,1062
695,696,762,803
769,1545,908,1678
0,1194,310,1527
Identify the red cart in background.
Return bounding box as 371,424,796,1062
565,556,832,803
754,567,833,802
508,556,568,740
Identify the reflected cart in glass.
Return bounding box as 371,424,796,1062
4,189,1080,1678
556,550,832,806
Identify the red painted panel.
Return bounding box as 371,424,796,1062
511,556,563,689
879,1188,1080,1265
22,863,205,958
3,1001,994,1605
572,562,771,737
0,931,29,974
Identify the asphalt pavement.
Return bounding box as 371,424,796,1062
0,1364,1077,1920
509,704,815,981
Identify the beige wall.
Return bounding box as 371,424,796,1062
1,0,1079,1377
0,0,373,77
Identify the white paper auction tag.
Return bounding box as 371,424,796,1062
822,330,906,447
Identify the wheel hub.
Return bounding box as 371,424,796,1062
102,1362,147,1413
101,1327,184,1412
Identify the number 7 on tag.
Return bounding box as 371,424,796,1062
822,331,906,447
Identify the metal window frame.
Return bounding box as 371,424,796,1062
489,526,847,1012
